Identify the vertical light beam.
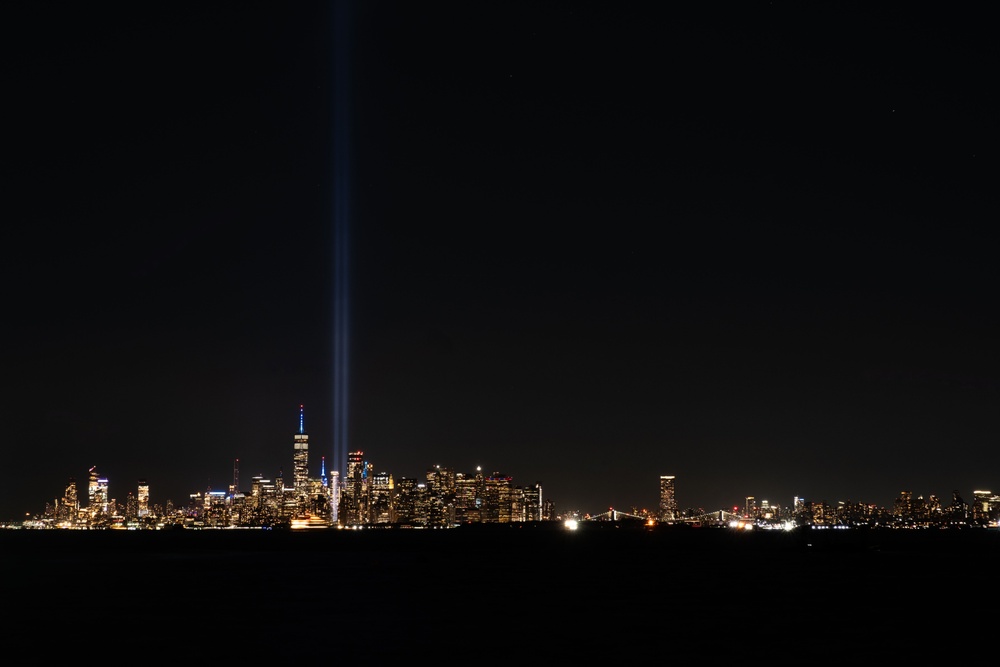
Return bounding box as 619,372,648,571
332,1,353,501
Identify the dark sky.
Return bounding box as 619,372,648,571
2,1,995,520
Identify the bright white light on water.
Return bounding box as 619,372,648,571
564,519,579,531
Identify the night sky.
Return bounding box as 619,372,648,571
3,1,995,520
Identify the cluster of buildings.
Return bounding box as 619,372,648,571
15,406,1000,530
28,460,550,530
732,489,1000,529
25,407,557,530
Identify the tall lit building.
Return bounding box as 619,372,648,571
513,482,542,521
250,474,281,525
972,490,998,524
482,472,512,523
125,492,138,522
328,469,340,524
341,450,366,525
369,471,395,524
87,466,109,521
88,466,99,513
453,470,481,524
394,477,418,524
426,465,456,497
893,491,913,520
61,478,78,525
230,458,240,499
137,479,149,517
293,405,309,512
96,476,109,516
659,475,677,521
413,482,430,525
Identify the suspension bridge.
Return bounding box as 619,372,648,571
583,508,744,525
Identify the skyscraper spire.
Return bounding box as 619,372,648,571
293,405,309,512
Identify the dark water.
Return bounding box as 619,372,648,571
3,524,997,663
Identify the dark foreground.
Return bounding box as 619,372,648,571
3,523,997,663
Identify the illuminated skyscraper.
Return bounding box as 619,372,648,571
230,458,240,498
328,469,340,524
369,471,394,524
972,490,997,523
482,472,512,523
293,405,309,512
893,491,913,520
426,464,456,497
513,482,542,522
87,466,109,522
88,466,99,512
137,479,149,517
453,470,481,524
341,450,365,525
96,476,109,517
659,475,677,521
61,478,78,525
394,477,418,524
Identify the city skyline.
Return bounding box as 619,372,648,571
18,459,999,529
14,402,998,525
4,3,995,522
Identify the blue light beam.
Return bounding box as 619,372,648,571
332,1,353,494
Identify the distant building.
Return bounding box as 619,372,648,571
972,490,1000,524
454,469,482,524
293,404,309,513
370,471,395,524
659,475,677,521
340,450,366,525
482,472,513,523
137,479,149,518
